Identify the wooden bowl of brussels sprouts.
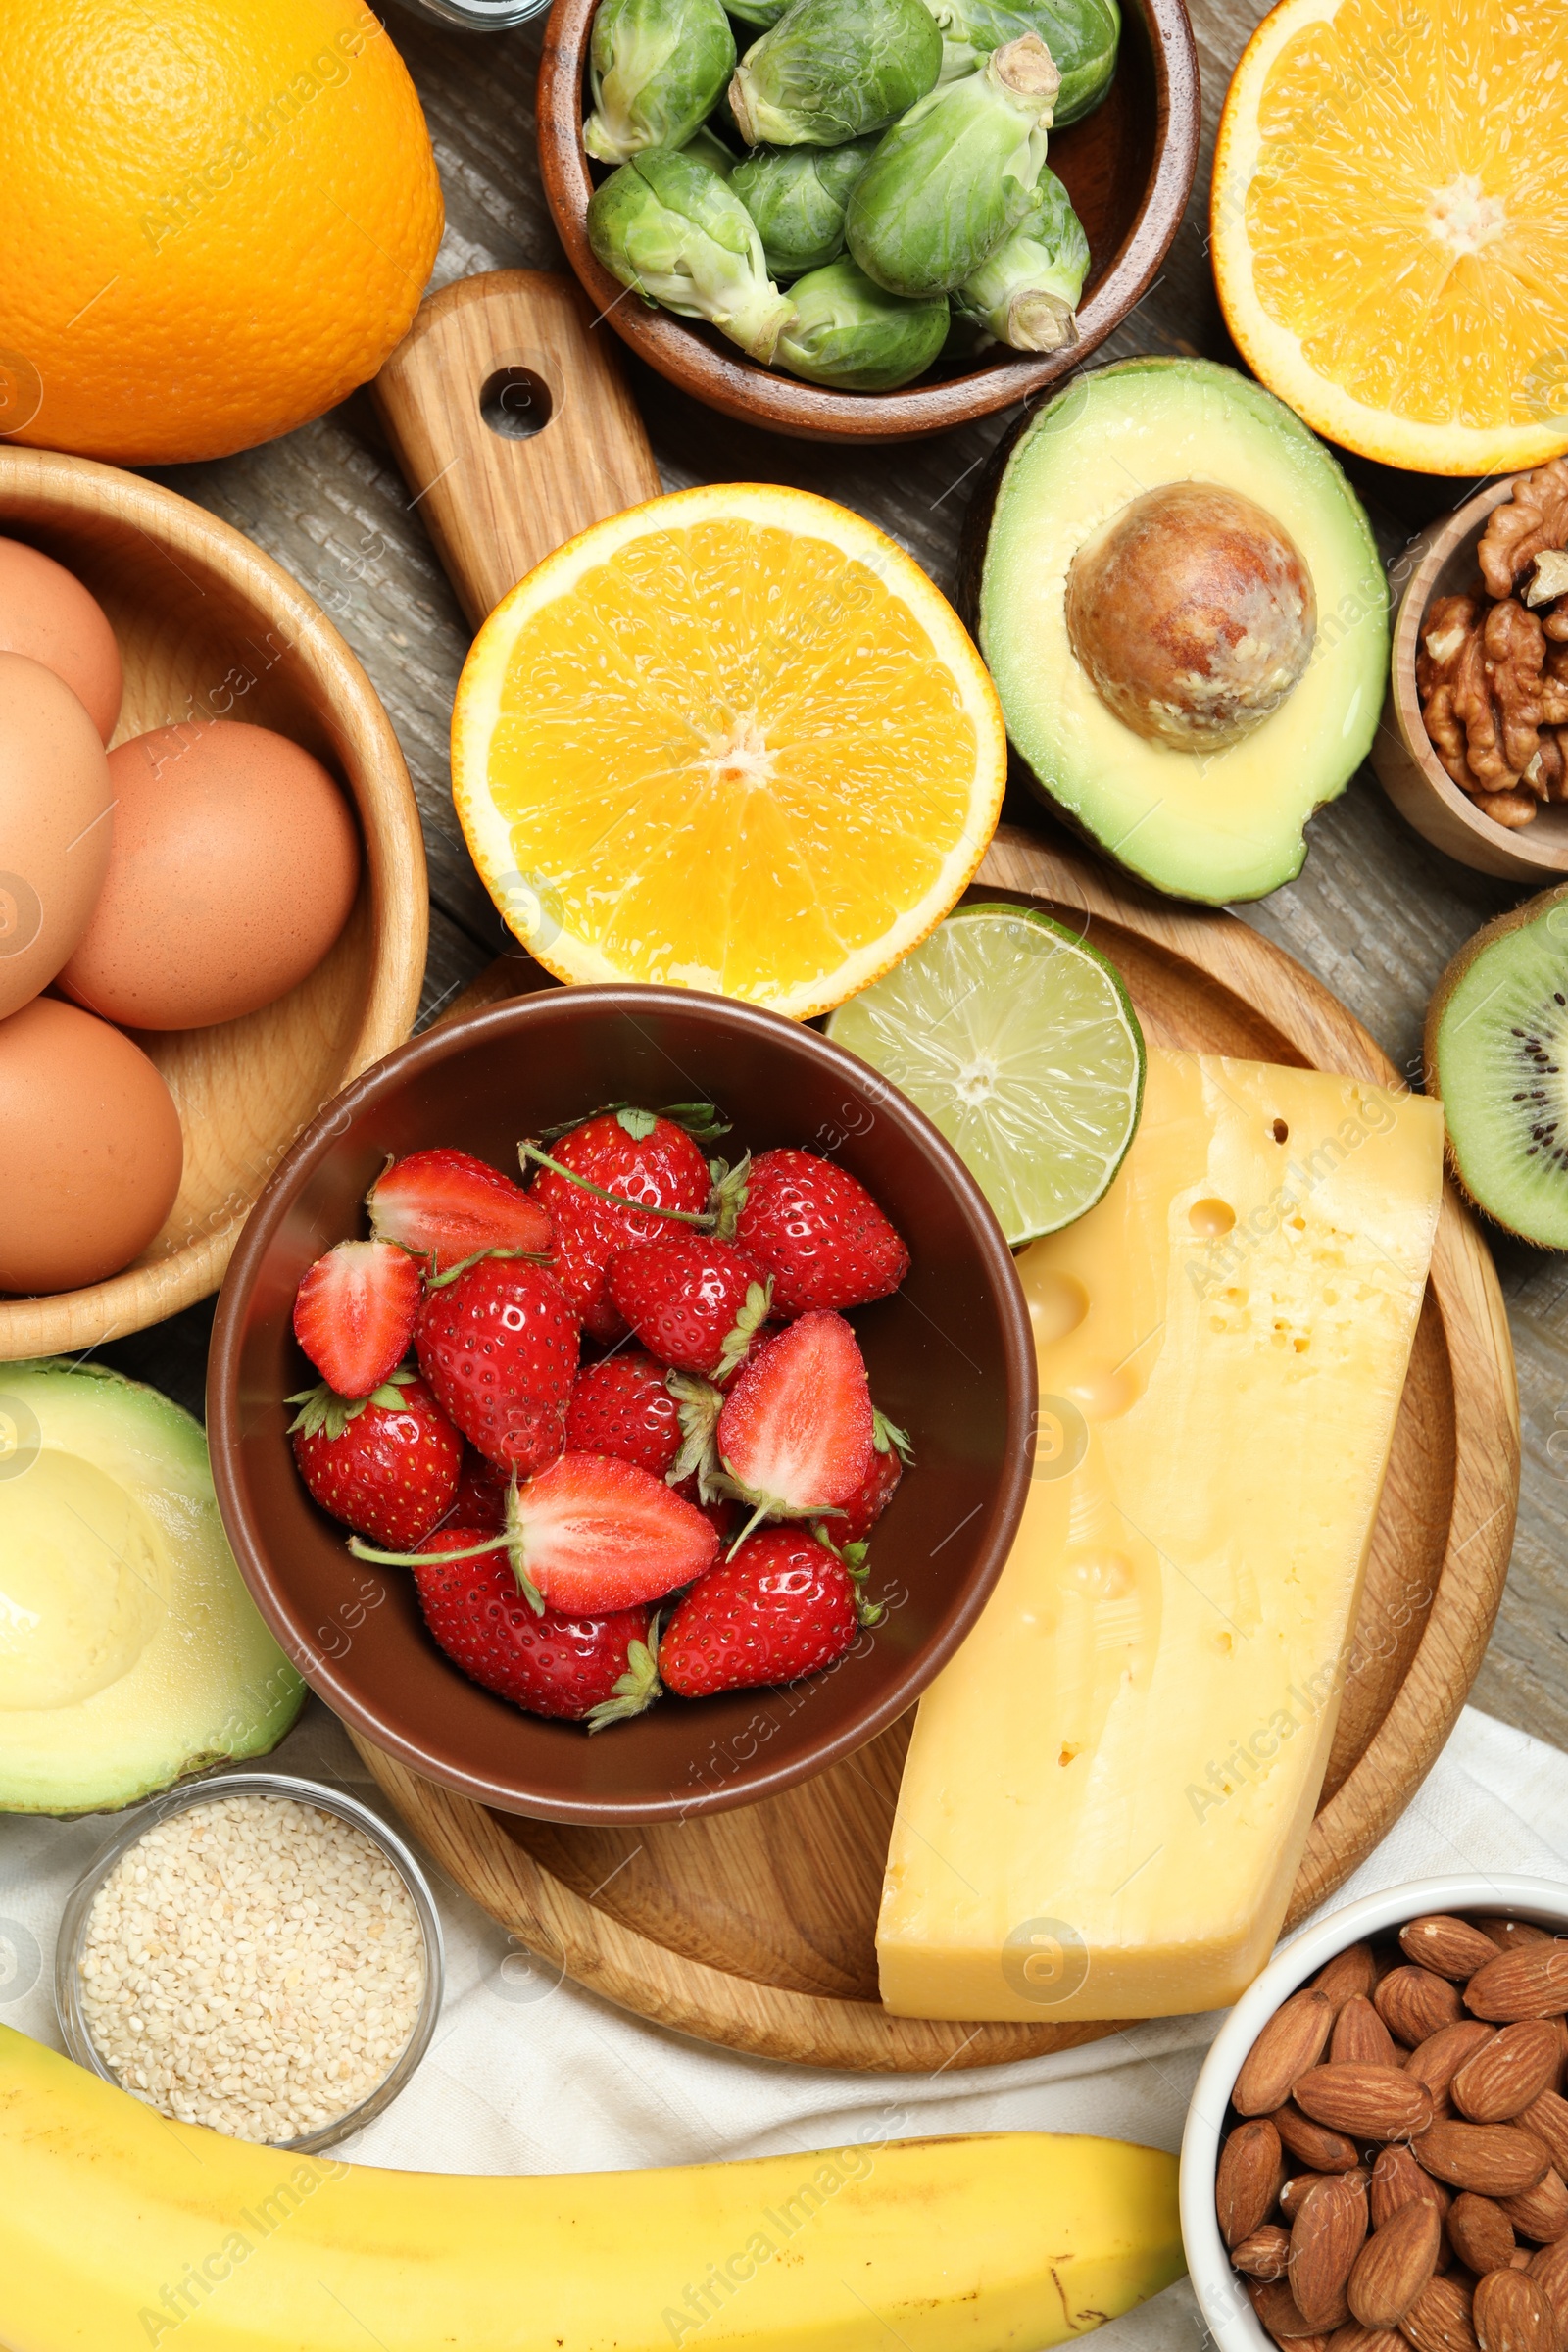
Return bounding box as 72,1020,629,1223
537,0,1199,442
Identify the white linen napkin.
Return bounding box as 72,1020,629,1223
5,1701,1564,2352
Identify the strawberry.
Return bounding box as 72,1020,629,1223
660,1529,860,1696
292,1238,423,1397
289,1369,462,1548
607,1235,770,1380
451,1445,510,1532
368,1146,551,1271
358,1451,718,1615
411,1529,661,1727
415,1257,579,1473
716,1310,873,1535
836,1408,912,1543
731,1149,908,1318
525,1108,711,1342
564,1350,681,1476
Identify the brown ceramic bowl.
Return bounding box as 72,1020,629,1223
1372,473,1568,884
208,985,1036,1824
537,0,1200,445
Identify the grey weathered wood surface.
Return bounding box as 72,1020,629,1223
108,0,1562,1752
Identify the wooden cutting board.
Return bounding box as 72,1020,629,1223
353,823,1520,2072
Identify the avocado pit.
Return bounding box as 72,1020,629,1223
1065,482,1318,752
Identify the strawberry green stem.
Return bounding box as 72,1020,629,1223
517,1141,716,1228
348,1534,507,1568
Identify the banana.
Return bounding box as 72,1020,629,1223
0,2025,1185,2351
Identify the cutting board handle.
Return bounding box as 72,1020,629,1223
371,270,662,630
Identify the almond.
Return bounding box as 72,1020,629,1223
1238,2227,1297,2280
1286,2176,1334,2221
1467,1952,1568,2027
1401,2275,1481,2352
1239,1992,1339,2116
1449,2198,1518,2278
1339,1997,1404,2068
1279,2105,1367,2174
1294,2173,1372,2328
1521,2096,1568,2180
1482,1924,1555,1955
1220,2117,1286,2247
1412,2028,1502,2107
1456,2030,1564,2127
1381,1970,1468,2048
1416,2125,1551,2199
1473,2270,1554,2352
1499,2169,1568,2244
1403,1919,1511,1983
1255,2277,1338,2342
1348,2200,1444,2328
1297,2064,1436,2141
1526,2240,1568,2351
1374,2146,1454,2233
1332,2328,1410,2352
1314,1947,1383,2011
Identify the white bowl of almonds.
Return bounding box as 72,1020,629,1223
1182,1876,1568,2352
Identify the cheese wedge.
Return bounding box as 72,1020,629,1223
877,1050,1444,2022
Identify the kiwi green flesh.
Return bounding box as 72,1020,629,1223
1429,897,1568,1247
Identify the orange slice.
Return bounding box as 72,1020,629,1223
1211,0,1568,475
451,484,1005,1021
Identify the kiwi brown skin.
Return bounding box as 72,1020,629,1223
1424,878,1568,1243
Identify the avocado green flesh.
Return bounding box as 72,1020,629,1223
977,357,1389,906
1432,910,1568,1249
0,1361,303,1815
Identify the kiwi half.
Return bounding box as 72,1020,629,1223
1425,881,1568,1247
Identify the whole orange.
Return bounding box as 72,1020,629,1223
0,0,444,465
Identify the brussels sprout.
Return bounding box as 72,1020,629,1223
926,0,1118,123
685,122,739,177
775,258,949,388
729,137,878,278
953,165,1089,348
729,0,942,147
845,34,1058,297
584,0,736,165
587,147,794,363
726,0,792,22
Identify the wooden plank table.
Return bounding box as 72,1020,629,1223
106,0,1567,1761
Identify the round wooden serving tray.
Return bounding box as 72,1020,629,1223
353,828,1518,2073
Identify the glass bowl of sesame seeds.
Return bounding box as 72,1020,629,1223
54,1773,444,2153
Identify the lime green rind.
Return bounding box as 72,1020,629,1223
827,903,1145,1244
0,1359,304,1817
978,356,1389,907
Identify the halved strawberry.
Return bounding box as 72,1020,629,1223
359,1451,718,1616
292,1239,423,1398
607,1235,770,1380
564,1350,681,1476
415,1256,579,1473
289,1370,462,1549
368,1147,552,1271
716,1310,873,1536
411,1528,661,1727
730,1149,908,1318
660,1529,861,1697
526,1109,712,1341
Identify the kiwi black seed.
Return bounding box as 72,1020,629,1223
1425,881,1568,1248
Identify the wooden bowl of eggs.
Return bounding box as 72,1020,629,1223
0,446,426,1360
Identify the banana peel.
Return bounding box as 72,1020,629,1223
0,2024,1186,2350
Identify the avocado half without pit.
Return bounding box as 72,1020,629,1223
970,358,1389,904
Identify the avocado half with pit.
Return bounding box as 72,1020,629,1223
0,1360,303,1814
970,357,1388,905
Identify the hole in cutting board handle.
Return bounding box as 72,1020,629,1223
480,367,554,442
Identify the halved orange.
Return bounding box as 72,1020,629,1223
451,484,1005,1021
1211,0,1568,476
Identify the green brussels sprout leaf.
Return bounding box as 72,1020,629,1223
775,257,950,388
729,0,943,148
586,146,794,364
926,0,1119,123
954,165,1090,349
584,0,737,165
729,136,878,278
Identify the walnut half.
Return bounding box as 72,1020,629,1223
1416,591,1568,823
1479,457,1568,600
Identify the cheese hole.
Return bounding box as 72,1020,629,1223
1272,1118,1289,1143
1064,1364,1138,1421
1189,1196,1236,1237
1026,1270,1090,1346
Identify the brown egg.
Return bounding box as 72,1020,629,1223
0,651,115,1021
58,718,362,1030
0,536,122,742
0,997,183,1293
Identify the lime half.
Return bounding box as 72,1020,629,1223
826,903,1146,1244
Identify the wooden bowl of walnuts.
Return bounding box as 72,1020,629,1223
1182,1875,1568,2352
1373,466,1568,884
